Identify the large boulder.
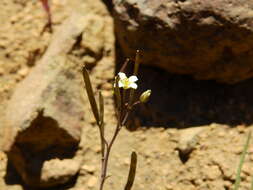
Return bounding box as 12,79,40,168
113,0,253,83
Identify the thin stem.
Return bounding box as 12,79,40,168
98,88,136,190
99,122,121,190
121,89,126,122
99,91,105,158
98,123,108,157
121,101,140,126
98,122,109,188
40,0,52,32
99,104,133,190
121,112,130,126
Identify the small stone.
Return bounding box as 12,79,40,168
217,131,226,138
0,151,6,161
93,145,102,153
82,164,96,173
139,134,146,141
146,158,151,164
204,165,221,180
178,127,206,154
82,56,96,68
224,181,232,188
237,125,247,133
102,90,111,98
102,83,112,90
123,158,130,165
41,158,82,187
87,176,98,188
166,184,173,190
18,67,29,77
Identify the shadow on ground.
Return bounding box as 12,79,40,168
4,111,79,189
5,162,78,190
135,66,253,128
116,50,253,128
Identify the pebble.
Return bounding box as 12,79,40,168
123,158,130,165
0,151,6,161
18,67,29,77
102,83,112,90
166,184,173,190
93,145,101,153
87,176,98,188
82,164,96,173
102,90,111,98
237,125,246,133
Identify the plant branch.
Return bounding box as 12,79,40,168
99,121,121,190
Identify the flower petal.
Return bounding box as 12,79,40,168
118,72,127,79
118,81,124,87
129,75,138,82
129,83,137,89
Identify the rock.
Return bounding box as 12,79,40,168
177,127,206,155
0,13,87,188
87,176,98,188
40,158,82,188
113,0,253,83
81,164,96,174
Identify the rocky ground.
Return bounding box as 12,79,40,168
0,0,253,190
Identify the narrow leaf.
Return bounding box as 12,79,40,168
114,76,122,112
120,58,130,73
82,66,100,125
129,50,140,106
234,131,251,190
99,91,105,157
124,152,137,190
99,91,104,126
133,50,140,76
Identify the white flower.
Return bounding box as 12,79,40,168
115,72,138,89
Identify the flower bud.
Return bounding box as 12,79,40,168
139,90,151,103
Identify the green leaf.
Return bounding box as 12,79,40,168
124,152,137,190
234,131,252,190
82,66,100,125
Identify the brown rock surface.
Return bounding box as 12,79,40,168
2,0,253,190
0,13,87,188
113,0,253,83
0,0,115,189
40,158,82,187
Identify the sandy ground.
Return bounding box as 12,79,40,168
1,1,253,190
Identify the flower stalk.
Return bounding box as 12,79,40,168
82,50,150,190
